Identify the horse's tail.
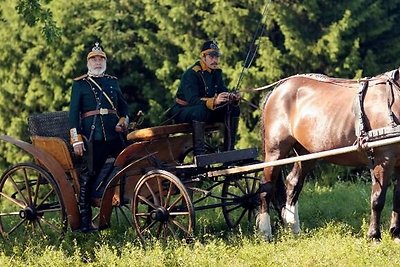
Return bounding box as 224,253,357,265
261,90,287,215
260,90,273,154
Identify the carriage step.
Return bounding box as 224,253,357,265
194,148,258,167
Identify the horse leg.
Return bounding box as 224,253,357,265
258,178,274,241
282,159,316,235
368,162,393,241
390,167,400,242
258,142,294,241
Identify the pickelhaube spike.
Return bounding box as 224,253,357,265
87,42,107,60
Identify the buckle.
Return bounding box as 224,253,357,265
99,108,108,115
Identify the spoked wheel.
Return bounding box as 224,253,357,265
113,203,133,227
0,163,67,240
132,170,195,243
221,172,260,229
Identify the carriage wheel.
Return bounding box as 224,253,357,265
132,170,195,242
0,163,67,240
221,172,260,229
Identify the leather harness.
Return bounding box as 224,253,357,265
353,69,400,167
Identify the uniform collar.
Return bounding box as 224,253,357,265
87,70,105,78
200,60,212,73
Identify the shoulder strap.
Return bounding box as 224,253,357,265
192,65,202,72
105,74,118,79
74,74,88,81
87,76,116,110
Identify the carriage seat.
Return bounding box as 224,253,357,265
28,111,122,207
127,122,222,142
28,111,76,171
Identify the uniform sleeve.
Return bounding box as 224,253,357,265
69,81,82,133
180,70,205,106
115,84,129,117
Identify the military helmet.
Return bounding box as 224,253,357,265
200,40,220,57
87,42,107,60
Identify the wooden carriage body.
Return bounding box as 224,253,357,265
0,111,259,241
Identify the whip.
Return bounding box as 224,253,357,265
234,0,272,93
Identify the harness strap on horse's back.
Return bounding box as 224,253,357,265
386,69,400,127
354,69,400,168
355,80,369,138
354,80,375,168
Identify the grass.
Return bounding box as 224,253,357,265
1,181,400,266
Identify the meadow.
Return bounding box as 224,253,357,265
1,181,400,266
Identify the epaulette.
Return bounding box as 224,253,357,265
105,74,118,79
74,74,88,81
192,65,202,72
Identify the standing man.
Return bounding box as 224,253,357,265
69,42,129,233
170,40,240,155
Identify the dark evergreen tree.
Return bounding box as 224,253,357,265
1,0,400,168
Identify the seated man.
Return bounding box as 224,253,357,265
170,40,240,155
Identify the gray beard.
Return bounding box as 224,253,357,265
87,66,106,77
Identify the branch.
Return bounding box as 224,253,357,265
15,0,60,43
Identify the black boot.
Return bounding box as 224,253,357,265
224,117,239,151
79,173,97,233
192,120,206,156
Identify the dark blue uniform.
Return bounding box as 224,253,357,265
69,74,128,142
69,73,129,232
171,61,240,123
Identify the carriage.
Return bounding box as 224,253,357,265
3,68,400,243
0,111,262,242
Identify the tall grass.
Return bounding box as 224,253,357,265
1,181,400,266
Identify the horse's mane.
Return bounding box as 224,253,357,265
255,67,400,92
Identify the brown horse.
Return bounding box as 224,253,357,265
258,69,400,242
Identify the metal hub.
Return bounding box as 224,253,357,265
19,206,37,221
241,193,259,209
150,207,169,222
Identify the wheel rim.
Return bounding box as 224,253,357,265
221,173,260,229
0,163,67,240
132,170,195,242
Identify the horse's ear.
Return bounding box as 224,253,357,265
393,69,399,81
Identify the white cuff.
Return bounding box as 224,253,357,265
72,141,84,147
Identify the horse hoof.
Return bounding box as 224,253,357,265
394,237,400,244
368,236,381,244
262,234,273,242
372,239,381,245
292,227,301,235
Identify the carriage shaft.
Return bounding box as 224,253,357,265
207,135,400,177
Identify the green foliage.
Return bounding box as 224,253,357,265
1,0,400,168
2,1,400,264
15,0,61,43
1,182,400,266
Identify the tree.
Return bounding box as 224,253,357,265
1,0,400,168
13,0,60,43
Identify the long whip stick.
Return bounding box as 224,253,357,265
234,0,272,92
